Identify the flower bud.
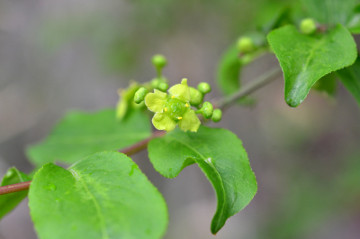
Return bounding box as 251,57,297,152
197,82,211,94
200,101,213,119
189,87,203,106
158,82,169,92
134,87,148,104
237,37,255,53
152,54,167,69
211,109,222,122
300,18,316,34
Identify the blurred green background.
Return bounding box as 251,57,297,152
0,0,359,238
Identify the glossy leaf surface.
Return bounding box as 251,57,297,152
268,24,357,107
148,126,257,234
29,152,168,239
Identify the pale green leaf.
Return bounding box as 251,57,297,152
27,109,151,166
29,152,168,239
267,24,357,107
337,57,360,106
148,126,257,234
0,167,31,220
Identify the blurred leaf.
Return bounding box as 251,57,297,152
217,44,241,96
337,57,360,106
116,82,141,120
27,109,151,167
255,3,292,33
0,167,31,220
312,73,337,97
29,152,168,239
301,0,358,25
148,126,257,234
267,24,357,107
347,4,360,34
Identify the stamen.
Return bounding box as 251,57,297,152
164,107,168,112
171,95,175,99
177,117,183,120
185,103,189,107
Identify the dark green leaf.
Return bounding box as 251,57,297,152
29,152,168,239
267,24,357,107
337,57,360,106
0,167,31,220
27,109,151,167
148,126,257,234
312,73,337,97
301,0,358,25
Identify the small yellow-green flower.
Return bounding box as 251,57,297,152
145,78,201,132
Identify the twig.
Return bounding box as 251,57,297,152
0,67,282,196
215,67,281,110
0,181,31,195
0,130,166,195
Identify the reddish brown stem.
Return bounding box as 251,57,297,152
0,181,31,195
0,130,166,196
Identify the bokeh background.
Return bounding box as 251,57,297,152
1,0,360,238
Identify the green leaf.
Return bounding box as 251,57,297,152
347,4,360,34
267,24,357,107
0,167,31,220
337,57,360,106
255,3,292,33
301,0,358,25
216,44,241,96
147,126,257,234
27,109,151,167
29,152,168,239
312,73,337,97
216,44,258,106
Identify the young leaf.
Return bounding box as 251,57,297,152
312,73,337,97
0,167,31,220
147,126,257,234
301,0,358,25
267,24,357,107
337,57,360,106
29,152,168,239
27,109,151,167
217,44,242,96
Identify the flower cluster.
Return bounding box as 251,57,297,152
135,78,222,132
145,78,200,132
117,54,222,132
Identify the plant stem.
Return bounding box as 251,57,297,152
0,131,166,195
0,67,281,196
0,181,31,195
215,67,281,110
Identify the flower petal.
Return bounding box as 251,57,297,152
168,78,190,102
152,113,177,131
179,109,200,132
145,89,167,113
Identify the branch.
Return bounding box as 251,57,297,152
0,67,282,196
215,67,281,110
0,131,166,196
0,181,31,195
